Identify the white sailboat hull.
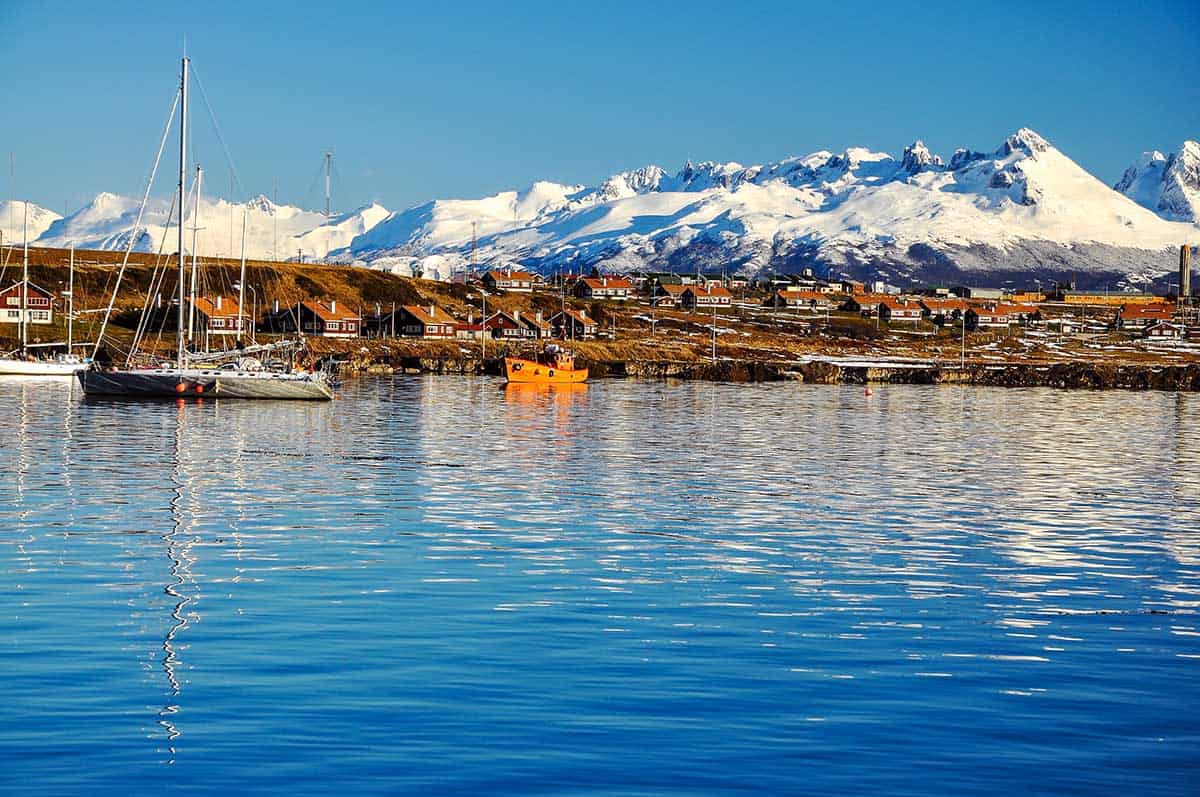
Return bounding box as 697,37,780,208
0,358,90,376
78,367,334,401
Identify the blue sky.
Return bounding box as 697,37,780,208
1,0,1196,216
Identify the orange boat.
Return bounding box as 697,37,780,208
504,345,588,384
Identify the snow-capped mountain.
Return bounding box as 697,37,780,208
31,193,390,262
1115,141,1200,222
0,200,61,248
15,128,1198,288
343,128,1198,288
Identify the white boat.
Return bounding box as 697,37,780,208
77,55,334,402
0,354,88,376
0,203,89,377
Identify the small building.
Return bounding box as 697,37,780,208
653,284,688,308
992,303,1039,326
681,284,733,309
843,294,890,317
483,310,529,340
262,299,360,338
393,304,457,339
1115,303,1174,332
919,298,968,325
1059,290,1161,307
840,279,866,295
0,280,53,326
517,309,553,339
954,286,1004,301
483,268,534,293
965,305,1023,330
1145,321,1185,339
551,308,598,340
771,290,832,311
879,298,923,323
575,275,634,301
700,272,749,290
455,320,486,340
187,295,246,337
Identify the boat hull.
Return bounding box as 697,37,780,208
504,357,588,384
78,368,334,401
0,358,89,376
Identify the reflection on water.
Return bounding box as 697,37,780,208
0,376,1197,795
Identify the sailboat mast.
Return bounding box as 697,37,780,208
177,56,189,367
20,201,28,352
67,246,74,351
238,204,247,342
187,165,202,345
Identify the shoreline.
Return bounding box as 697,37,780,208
335,348,1200,392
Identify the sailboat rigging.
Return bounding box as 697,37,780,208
0,202,89,376
78,55,333,400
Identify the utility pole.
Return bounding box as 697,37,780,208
324,150,333,217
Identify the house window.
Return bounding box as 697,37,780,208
28,297,49,307
5,310,18,318
31,310,50,321
326,321,339,331
211,318,225,328
5,296,17,305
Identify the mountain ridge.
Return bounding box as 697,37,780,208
9,128,1198,289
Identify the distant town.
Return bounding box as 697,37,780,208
2,244,1198,387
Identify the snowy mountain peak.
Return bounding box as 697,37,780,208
1115,140,1200,222
247,194,276,214
0,200,62,244
1001,128,1051,156
901,140,943,174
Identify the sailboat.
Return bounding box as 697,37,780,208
0,202,89,376
77,56,333,401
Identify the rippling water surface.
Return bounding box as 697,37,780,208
1,376,1197,794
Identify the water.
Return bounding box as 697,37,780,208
1,376,1197,795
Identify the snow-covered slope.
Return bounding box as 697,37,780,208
0,200,61,247
342,128,1198,288
1115,141,1200,222
32,193,390,261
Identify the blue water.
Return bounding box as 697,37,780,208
1,376,1197,795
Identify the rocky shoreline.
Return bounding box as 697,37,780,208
340,350,1200,392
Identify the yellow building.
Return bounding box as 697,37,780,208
1060,291,1163,306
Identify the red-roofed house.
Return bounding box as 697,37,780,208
879,298,923,323
483,268,534,293
294,299,360,337
919,298,968,325
1115,303,1174,332
0,280,54,327
551,308,598,340
575,275,634,300
770,290,832,311
681,285,732,309
653,284,688,308
1145,321,1185,339
392,304,457,339
187,295,246,337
